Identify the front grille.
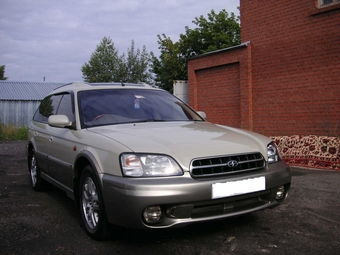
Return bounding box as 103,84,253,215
190,153,265,178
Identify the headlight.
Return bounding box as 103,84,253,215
267,142,281,163
120,154,183,177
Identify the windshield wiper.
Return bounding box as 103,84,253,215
134,119,166,123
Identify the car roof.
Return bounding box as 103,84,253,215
51,81,158,95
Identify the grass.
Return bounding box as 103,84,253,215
0,124,28,141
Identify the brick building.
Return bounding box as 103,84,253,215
188,0,340,136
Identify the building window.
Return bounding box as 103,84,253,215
319,0,340,6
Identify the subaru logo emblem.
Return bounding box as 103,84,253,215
227,160,238,168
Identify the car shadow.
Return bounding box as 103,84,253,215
108,213,259,243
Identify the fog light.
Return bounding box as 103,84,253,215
276,186,286,200
143,206,162,224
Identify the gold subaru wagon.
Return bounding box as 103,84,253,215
27,82,291,240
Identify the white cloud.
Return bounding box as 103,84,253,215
0,0,239,82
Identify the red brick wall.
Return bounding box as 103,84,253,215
188,44,253,130
188,0,340,136
196,63,241,127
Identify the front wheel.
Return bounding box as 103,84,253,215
79,166,110,240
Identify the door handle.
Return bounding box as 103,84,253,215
49,136,53,142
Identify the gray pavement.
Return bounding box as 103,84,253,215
1,141,339,255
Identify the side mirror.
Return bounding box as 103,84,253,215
48,115,73,128
197,111,207,120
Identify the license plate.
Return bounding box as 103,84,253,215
212,176,266,199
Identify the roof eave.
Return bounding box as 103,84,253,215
188,41,250,60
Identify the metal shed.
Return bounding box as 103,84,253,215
0,81,66,127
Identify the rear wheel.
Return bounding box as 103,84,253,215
79,165,109,240
29,149,48,191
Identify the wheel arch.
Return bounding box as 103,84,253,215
73,150,103,208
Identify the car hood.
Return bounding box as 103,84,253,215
88,121,271,169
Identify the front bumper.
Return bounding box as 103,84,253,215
101,161,291,229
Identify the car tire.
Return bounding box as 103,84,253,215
79,165,110,240
29,149,48,191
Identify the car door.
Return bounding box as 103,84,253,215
46,92,78,190
31,94,62,174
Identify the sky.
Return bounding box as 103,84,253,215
0,0,239,83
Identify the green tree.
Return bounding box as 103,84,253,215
81,37,153,84
179,9,240,58
81,37,123,82
152,9,240,91
0,65,8,80
151,35,187,91
120,40,153,84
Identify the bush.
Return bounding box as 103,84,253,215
0,124,28,140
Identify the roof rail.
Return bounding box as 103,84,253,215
53,82,74,90
53,81,154,91
88,82,148,87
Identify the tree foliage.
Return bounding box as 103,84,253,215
0,65,8,80
81,37,152,84
179,9,240,57
151,35,187,91
152,9,240,91
81,37,122,83
120,40,153,84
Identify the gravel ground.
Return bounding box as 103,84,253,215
1,140,340,255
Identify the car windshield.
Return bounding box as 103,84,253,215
78,89,203,128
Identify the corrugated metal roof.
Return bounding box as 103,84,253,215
0,81,67,101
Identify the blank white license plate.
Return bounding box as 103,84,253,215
212,176,266,199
